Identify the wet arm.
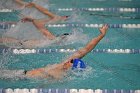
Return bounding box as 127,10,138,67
32,20,56,40
30,3,57,18
68,34,105,59
63,25,108,63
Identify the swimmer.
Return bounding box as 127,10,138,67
0,0,70,47
21,24,108,79
21,16,65,40
0,32,70,48
0,14,70,47
0,15,70,48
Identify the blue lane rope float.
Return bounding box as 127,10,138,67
0,48,139,54
0,8,140,12
0,23,140,29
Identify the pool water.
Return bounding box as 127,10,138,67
0,0,140,89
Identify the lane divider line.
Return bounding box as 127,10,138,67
0,48,139,54
0,8,140,12
0,23,140,29
2,89,139,93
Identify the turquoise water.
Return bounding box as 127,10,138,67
0,0,140,89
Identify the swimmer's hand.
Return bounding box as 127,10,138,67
99,24,108,36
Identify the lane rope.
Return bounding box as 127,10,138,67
3,89,138,93
0,8,140,12
0,48,139,54
0,23,140,29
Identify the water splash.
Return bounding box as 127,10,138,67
57,28,89,46
0,69,26,80
0,48,25,80
63,65,94,82
0,48,13,69
3,27,88,48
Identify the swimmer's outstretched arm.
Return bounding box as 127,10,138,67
21,17,56,40
63,24,108,63
32,20,56,40
29,2,57,18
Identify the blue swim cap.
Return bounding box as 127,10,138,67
72,59,86,69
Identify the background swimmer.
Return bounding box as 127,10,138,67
0,32,71,48
1,25,108,80
1,0,71,48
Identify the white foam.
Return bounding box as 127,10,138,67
63,28,89,45
70,65,93,81
3,21,44,40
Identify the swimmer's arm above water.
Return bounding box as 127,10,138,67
82,24,108,54
27,2,57,18
21,17,56,40
32,20,56,40
63,24,108,63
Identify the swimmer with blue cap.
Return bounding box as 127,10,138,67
24,25,109,79
2,25,108,79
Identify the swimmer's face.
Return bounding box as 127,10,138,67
63,60,73,70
